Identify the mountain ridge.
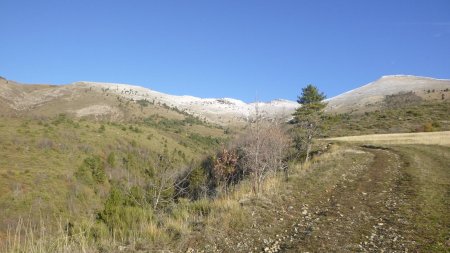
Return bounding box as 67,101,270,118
1,75,449,123
326,75,450,113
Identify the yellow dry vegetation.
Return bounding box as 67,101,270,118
326,131,450,146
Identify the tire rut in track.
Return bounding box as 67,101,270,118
281,147,415,252
192,145,446,253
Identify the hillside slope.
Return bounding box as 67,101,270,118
77,81,298,124
326,75,450,113
322,100,450,137
0,112,227,246
0,78,297,124
2,75,449,124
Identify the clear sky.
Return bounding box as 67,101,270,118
1,0,449,102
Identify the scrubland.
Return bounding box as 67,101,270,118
1,99,449,252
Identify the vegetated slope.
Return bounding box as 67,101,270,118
0,77,298,125
326,75,450,114
322,100,450,137
0,112,227,248
0,77,202,123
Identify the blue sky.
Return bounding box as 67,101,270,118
1,0,449,102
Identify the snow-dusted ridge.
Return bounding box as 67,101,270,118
74,81,299,123
2,75,447,123
326,75,450,113
380,74,450,81
75,75,449,122
327,75,449,101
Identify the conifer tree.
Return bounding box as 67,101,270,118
293,84,326,162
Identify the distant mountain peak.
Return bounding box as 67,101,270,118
326,75,450,113
379,74,449,81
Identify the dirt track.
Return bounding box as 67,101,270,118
192,144,449,252
283,146,414,252
279,145,449,252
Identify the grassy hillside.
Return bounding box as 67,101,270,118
0,113,228,250
1,115,449,252
322,100,450,137
0,78,209,124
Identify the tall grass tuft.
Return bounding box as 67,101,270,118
2,217,95,253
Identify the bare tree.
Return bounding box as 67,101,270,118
240,105,290,195
146,153,176,210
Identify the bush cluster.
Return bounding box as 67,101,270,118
75,155,106,184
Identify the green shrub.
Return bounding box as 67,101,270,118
136,99,151,107
423,123,433,132
189,199,211,216
432,121,441,128
183,115,204,125
107,152,116,167
76,156,106,184
75,163,93,184
89,222,109,242
98,185,125,229
126,186,146,207
98,185,154,239
129,125,142,133
189,133,221,146
51,113,67,125
406,110,421,117
188,167,207,200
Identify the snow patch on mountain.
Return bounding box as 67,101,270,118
326,75,450,113
74,81,299,123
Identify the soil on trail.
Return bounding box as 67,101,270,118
283,147,413,252
192,144,449,253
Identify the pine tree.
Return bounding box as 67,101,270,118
297,84,326,105
293,84,327,162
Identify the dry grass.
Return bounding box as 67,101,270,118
0,180,269,252
326,131,450,146
2,218,96,253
